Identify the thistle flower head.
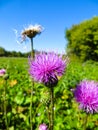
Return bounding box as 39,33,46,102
39,123,48,130
29,52,66,87
21,24,43,40
0,69,6,76
74,80,98,113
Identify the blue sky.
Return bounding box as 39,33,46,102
0,0,98,53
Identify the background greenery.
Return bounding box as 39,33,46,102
65,16,98,61
0,47,39,58
0,57,98,130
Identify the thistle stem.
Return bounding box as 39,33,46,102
4,79,8,130
83,113,89,130
30,38,34,130
50,87,54,130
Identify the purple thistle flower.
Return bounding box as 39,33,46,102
74,80,98,113
39,123,48,130
0,69,6,76
29,52,66,87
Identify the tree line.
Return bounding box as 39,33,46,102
0,46,30,57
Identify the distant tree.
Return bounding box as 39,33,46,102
0,47,6,56
17,52,23,57
11,51,17,57
6,51,12,57
65,16,98,61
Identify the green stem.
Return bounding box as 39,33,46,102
50,87,54,130
83,113,89,130
4,79,8,130
47,106,51,129
30,38,34,58
30,38,34,130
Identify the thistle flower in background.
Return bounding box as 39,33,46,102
29,52,66,87
0,69,6,76
21,24,43,42
39,123,48,130
74,80,98,113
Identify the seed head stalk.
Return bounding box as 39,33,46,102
30,38,34,58
30,37,34,130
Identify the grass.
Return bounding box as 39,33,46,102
0,57,98,130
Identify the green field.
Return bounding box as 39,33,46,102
0,57,98,130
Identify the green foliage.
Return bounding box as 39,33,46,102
0,57,98,129
65,16,98,61
0,47,6,56
0,46,30,57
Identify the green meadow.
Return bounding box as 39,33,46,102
0,57,98,130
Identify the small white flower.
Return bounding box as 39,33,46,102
37,113,41,116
